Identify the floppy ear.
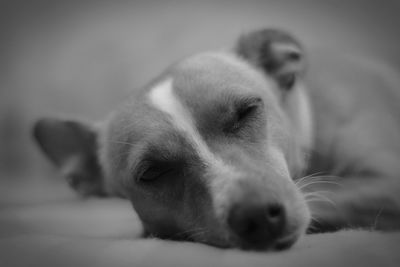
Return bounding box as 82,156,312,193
235,28,306,91
33,118,106,196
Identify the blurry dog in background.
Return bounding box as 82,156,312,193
33,28,400,250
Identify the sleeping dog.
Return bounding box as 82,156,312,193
33,29,400,250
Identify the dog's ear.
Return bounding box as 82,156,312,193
235,28,306,91
32,118,105,196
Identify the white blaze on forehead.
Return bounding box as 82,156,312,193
148,78,238,178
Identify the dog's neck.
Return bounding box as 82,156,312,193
281,82,314,177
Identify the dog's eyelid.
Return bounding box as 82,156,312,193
140,165,175,182
131,160,149,182
131,155,157,181
235,96,263,118
223,96,263,134
239,96,263,110
237,95,262,105
134,161,164,182
134,156,183,183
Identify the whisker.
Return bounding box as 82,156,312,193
298,180,342,191
372,207,383,230
300,175,342,182
294,172,326,186
304,190,333,199
310,215,322,225
171,227,208,239
295,174,342,191
188,229,210,240
304,191,337,207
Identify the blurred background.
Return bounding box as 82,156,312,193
1,0,400,204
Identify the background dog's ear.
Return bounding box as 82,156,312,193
33,118,105,196
235,28,306,91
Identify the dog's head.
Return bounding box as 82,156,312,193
33,29,311,250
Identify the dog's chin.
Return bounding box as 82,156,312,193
272,233,300,250
193,231,300,251
233,233,300,251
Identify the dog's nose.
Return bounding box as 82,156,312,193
227,202,286,247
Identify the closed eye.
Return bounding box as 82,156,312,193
225,97,263,133
237,100,260,122
135,157,182,184
139,165,175,182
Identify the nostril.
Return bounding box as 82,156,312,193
265,203,286,239
267,203,283,219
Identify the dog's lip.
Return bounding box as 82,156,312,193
195,232,300,251
273,233,299,250
223,231,300,251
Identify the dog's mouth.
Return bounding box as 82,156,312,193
273,233,299,250
186,225,301,251
191,232,300,251
229,231,300,251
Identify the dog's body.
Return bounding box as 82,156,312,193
33,29,400,250
304,51,400,231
